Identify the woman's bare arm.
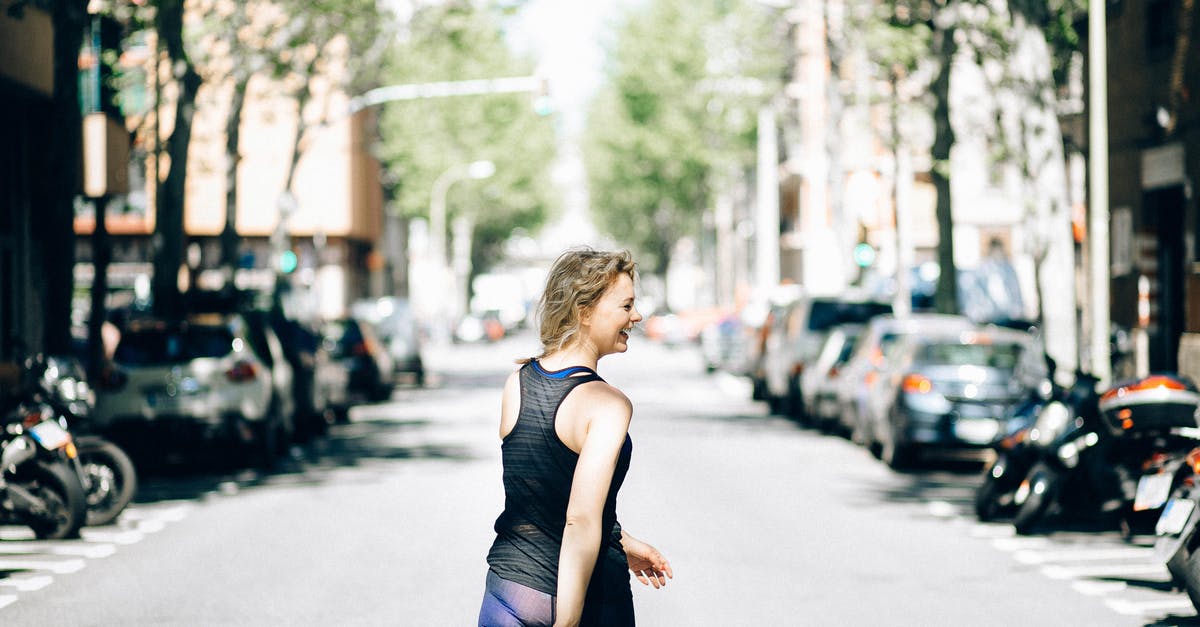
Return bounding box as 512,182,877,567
554,385,631,627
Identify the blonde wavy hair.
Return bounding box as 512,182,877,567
522,247,637,362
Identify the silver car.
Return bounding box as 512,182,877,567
864,325,1043,469
800,323,864,431
834,314,977,447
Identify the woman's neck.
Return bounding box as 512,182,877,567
539,343,600,371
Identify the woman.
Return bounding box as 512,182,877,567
479,248,673,627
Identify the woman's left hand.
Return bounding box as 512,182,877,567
622,535,673,589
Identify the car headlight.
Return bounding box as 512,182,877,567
1031,401,1071,444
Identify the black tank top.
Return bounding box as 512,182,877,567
486,359,634,607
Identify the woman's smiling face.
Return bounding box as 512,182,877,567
582,273,641,356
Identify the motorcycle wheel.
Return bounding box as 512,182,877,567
1013,462,1058,535
24,461,87,540
77,437,138,527
975,464,1007,522
1178,540,1200,613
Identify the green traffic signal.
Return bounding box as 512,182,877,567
852,242,876,268
278,250,298,274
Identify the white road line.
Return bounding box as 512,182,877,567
1072,580,1128,596
120,504,190,523
136,519,166,533
0,542,116,559
0,558,85,574
1042,562,1168,580
969,523,1016,538
992,537,1050,551
927,501,958,518
1105,597,1197,616
79,528,143,545
0,595,17,610
1014,547,1155,564
0,576,53,592
0,528,35,541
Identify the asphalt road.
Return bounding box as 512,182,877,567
1,329,1196,625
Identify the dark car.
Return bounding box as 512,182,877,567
866,325,1043,469
323,317,395,409
244,310,346,439
351,298,426,386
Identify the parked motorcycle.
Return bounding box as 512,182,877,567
1010,371,1200,535
973,391,1046,521
0,362,88,539
36,355,138,527
973,356,1081,523
1151,446,1200,612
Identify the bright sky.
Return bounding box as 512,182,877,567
506,0,630,135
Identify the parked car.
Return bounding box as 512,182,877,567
351,298,425,386
747,292,801,403
699,313,749,374
800,323,865,432
323,317,395,407
834,313,978,446
92,313,293,466
245,310,346,439
760,295,893,418
862,324,1043,469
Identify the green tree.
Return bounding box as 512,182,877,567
203,0,390,272
583,0,784,277
373,3,558,276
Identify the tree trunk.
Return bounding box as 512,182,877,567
931,22,958,315
220,74,249,272
43,0,89,355
87,196,111,378
153,0,202,319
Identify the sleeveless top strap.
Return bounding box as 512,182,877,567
529,358,600,380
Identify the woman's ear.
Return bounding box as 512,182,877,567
577,303,592,327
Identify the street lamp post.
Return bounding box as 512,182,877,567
427,160,495,339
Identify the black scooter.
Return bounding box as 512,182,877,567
1010,372,1200,535
1151,446,1200,612
34,355,138,527
0,361,89,539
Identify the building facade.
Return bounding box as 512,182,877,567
1103,0,1200,379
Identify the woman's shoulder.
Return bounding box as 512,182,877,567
571,378,632,415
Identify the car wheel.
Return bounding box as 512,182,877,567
881,430,915,470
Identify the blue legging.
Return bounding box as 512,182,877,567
478,570,555,627
478,570,636,627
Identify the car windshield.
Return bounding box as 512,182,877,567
808,301,893,332
915,342,1024,369
114,326,234,365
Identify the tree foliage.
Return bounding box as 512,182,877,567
374,2,558,274
583,0,785,275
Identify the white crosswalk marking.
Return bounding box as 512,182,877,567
0,542,116,559
992,536,1050,551
0,558,85,574
0,576,53,592
0,595,17,610
79,528,144,545
1105,597,1197,616
1014,547,1154,564
1071,580,1128,596
1042,562,1168,580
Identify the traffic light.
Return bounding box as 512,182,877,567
532,77,553,116
278,249,298,274
853,242,876,268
